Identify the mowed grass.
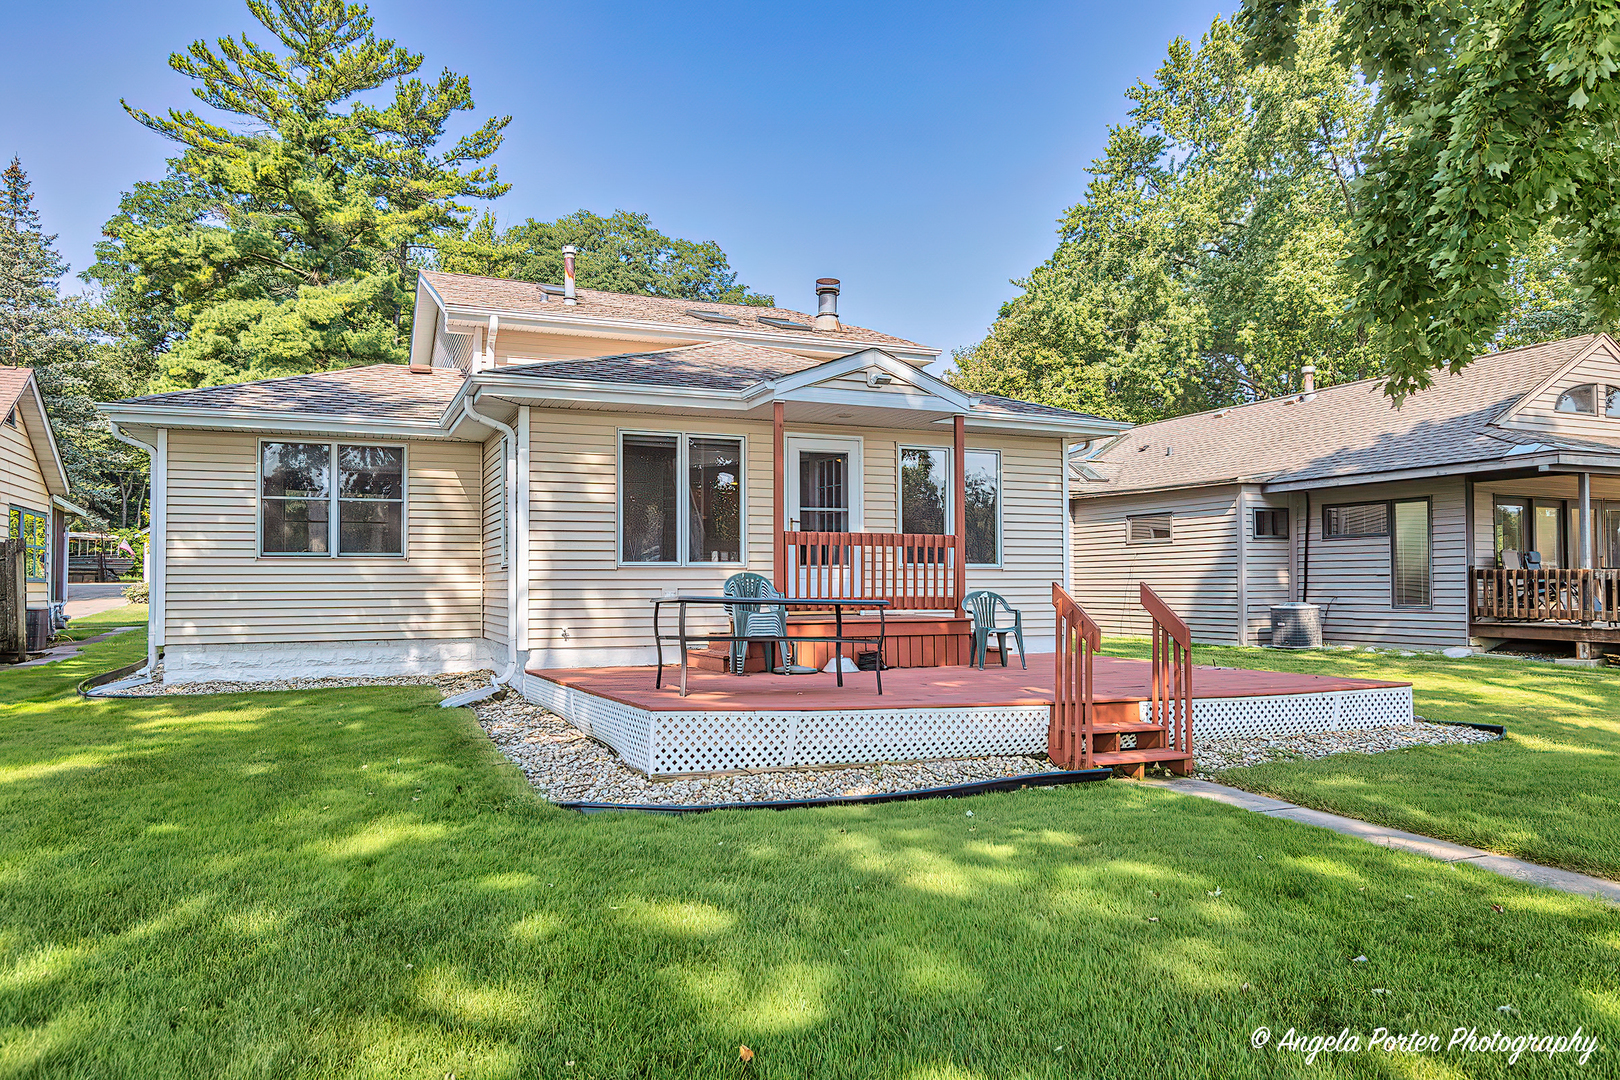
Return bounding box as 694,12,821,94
1,633,1616,1078
1103,638,1620,880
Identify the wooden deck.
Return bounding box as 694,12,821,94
530,659,1408,713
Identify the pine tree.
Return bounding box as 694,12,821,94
0,156,71,369
91,0,510,388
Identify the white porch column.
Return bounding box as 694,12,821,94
1580,472,1593,569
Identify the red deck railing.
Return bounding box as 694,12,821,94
1049,583,1101,769
1141,582,1193,764
1470,567,1620,625
782,531,959,610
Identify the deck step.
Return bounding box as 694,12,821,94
1090,721,1165,734
1090,748,1193,766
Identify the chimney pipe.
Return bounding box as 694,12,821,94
562,245,578,305
815,278,840,330
1301,364,1316,397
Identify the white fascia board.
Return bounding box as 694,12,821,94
21,378,70,497
786,385,959,414
438,302,942,364
410,276,445,368
96,404,458,440
1259,454,1582,493
767,349,974,410
470,374,753,413
960,413,1130,437
52,494,92,518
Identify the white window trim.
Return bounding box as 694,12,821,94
616,429,748,567
1125,512,1174,545
256,438,409,559
897,442,953,535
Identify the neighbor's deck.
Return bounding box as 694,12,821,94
522,660,1415,777
530,659,1408,713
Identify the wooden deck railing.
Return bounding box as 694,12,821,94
782,531,959,610
1141,582,1193,763
1470,567,1620,625
1050,583,1101,769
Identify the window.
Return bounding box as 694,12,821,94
1608,386,1620,418
1127,513,1172,544
1556,383,1599,414
1494,498,1528,559
965,450,1000,565
3,407,15,427
7,506,48,582
619,432,744,565
1253,508,1289,539
259,442,405,556
1323,502,1389,538
1392,499,1431,607
899,447,949,535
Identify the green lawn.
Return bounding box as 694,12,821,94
1101,639,1620,881
1,633,1616,1077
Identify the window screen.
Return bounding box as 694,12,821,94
1253,508,1289,539
621,434,679,562
1323,502,1389,538
1392,500,1431,607
1127,513,1172,544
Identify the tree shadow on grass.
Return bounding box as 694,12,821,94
0,677,1617,1078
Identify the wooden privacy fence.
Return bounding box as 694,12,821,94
783,531,958,610
1471,567,1620,625
1141,582,1193,766
0,539,27,663
1049,583,1101,769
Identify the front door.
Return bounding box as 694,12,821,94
784,436,863,599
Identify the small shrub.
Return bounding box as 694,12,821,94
122,581,149,604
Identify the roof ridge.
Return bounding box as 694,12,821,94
425,268,800,316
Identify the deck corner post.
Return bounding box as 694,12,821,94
773,401,786,594
953,413,966,617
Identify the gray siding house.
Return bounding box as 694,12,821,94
1069,334,1620,656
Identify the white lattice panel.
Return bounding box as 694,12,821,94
1172,686,1414,741
524,674,653,773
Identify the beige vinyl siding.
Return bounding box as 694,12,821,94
482,434,509,644
163,430,483,643
1069,485,1241,643
524,409,1067,660
1244,488,1293,643
1501,339,1620,442
1,409,54,605
1303,478,1467,649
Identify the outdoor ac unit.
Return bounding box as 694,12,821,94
1269,603,1323,649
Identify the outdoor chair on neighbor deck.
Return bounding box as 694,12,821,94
964,589,1026,670
723,572,800,675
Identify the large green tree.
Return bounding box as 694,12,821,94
90,0,509,389
1240,0,1620,397
953,8,1379,422
439,209,773,306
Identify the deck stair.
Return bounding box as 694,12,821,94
1050,583,1193,778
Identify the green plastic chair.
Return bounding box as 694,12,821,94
964,589,1026,670
723,573,796,675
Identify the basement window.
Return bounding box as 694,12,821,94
1323,502,1389,539
1126,513,1173,544
1253,508,1289,539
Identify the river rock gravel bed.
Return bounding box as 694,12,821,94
1192,718,1499,777
106,667,495,697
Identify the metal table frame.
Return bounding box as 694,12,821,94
651,596,890,697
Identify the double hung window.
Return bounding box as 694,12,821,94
7,507,48,581
260,442,405,556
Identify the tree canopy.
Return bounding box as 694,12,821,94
89,0,510,389
1239,0,1620,397
952,8,1380,422
439,209,773,306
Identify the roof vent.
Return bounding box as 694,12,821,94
686,309,741,324
759,315,812,331
539,283,565,296
1300,363,1316,399
815,278,840,330
562,245,578,305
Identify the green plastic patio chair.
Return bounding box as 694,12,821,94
964,589,1026,670
723,573,797,675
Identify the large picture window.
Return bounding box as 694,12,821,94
7,506,48,582
1392,499,1431,608
260,442,405,556
620,432,744,565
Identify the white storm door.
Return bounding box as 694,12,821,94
784,436,863,599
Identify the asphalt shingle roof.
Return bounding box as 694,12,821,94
498,341,824,391
0,367,32,414
420,270,933,352
117,365,466,423
1077,335,1620,495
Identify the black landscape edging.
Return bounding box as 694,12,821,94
1423,718,1507,738
555,767,1111,815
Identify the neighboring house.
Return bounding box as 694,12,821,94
98,271,1126,683
1069,334,1620,657
1,367,83,614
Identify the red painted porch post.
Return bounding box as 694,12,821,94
773,401,786,594
954,413,966,617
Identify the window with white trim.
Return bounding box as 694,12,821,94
964,449,1000,565
619,432,744,564
260,442,405,556
1126,513,1172,544
899,447,949,535
8,506,48,581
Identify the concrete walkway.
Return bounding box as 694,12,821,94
65,582,135,620
6,625,139,671
1156,777,1620,906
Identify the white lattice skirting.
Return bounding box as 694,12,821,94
522,676,1415,777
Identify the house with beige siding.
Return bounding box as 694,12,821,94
99,268,1126,685
1069,334,1620,658
2,367,82,618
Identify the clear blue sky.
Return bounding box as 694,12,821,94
2,0,1226,358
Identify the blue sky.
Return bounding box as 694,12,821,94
2,0,1226,357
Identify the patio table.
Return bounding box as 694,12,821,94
651,596,889,697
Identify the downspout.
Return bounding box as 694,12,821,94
460,394,520,688
108,421,163,675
